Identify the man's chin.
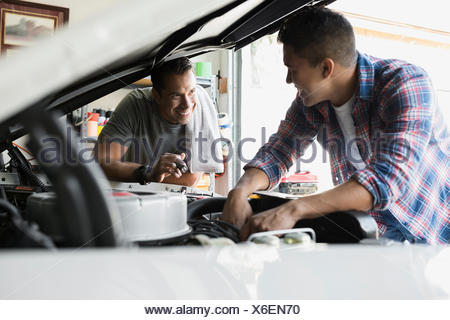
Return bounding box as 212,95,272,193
178,116,192,125
174,111,193,124
300,95,322,107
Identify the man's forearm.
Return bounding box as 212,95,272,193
100,160,200,186
291,178,374,220
95,141,139,182
163,172,201,187
232,167,270,196
99,160,141,182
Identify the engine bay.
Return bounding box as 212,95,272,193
0,142,379,250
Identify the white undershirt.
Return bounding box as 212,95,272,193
332,95,366,170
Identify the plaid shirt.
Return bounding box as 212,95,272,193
245,53,450,244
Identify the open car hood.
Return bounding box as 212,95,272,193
0,0,334,248
0,0,333,141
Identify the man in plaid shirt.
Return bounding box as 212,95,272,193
223,7,449,244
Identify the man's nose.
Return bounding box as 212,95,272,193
182,94,194,108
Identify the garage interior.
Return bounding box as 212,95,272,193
0,0,449,303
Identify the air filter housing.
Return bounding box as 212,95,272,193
27,191,190,245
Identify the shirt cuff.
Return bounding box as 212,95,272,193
352,168,393,210
244,157,284,191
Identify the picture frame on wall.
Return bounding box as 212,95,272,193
0,0,69,54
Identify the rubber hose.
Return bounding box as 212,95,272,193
14,157,49,192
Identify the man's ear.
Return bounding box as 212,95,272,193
321,58,334,78
152,88,161,104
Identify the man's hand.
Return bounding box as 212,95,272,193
239,179,373,241
222,168,270,228
222,189,253,228
95,141,198,186
240,201,299,240
149,152,187,183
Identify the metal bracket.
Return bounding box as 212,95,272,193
0,172,20,185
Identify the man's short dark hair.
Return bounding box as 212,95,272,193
151,57,194,93
277,7,356,67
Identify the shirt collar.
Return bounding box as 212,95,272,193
355,51,375,102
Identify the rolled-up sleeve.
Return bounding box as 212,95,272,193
244,100,318,190
352,69,434,210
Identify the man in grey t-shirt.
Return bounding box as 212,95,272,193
96,57,202,186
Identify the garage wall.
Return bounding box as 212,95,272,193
26,0,122,25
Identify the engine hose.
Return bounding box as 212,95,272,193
186,197,259,220
187,197,227,220
7,144,49,192
14,158,49,192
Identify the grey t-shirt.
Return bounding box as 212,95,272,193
98,88,186,166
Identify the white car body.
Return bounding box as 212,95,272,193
0,0,448,300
